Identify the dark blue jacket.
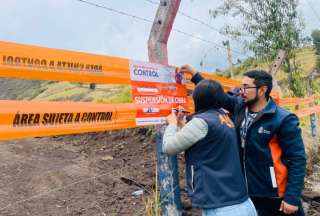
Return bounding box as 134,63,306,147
191,73,306,206
185,109,248,209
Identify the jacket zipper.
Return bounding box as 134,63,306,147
241,110,264,194
243,139,249,193
191,165,195,193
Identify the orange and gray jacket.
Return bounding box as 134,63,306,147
191,73,306,206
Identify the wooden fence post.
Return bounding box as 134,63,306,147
148,1,182,215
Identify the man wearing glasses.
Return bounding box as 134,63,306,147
180,65,306,216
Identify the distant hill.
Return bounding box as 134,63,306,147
0,78,131,103
0,78,48,100
217,47,318,96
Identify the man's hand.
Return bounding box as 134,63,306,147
179,65,197,76
166,111,178,126
279,201,299,215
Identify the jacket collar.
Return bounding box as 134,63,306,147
262,97,277,114
241,97,277,114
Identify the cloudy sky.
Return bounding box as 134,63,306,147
0,0,319,72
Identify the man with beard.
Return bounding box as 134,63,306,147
179,65,306,216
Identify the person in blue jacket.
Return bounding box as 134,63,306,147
179,65,306,216
163,79,257,216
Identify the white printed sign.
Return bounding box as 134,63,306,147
129,60,184,84
129,60,187,126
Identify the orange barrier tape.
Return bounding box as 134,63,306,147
0,41,131,84
0,41,240,89
1,98,315,140
201,73,240,88
0,100,137,140
294,106,320,118
278,96,315,107
185,74,240,91
0,100,196,140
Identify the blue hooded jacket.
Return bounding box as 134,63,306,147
191,73,306,206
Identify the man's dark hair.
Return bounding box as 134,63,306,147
243,70,273,99
192,79,225,112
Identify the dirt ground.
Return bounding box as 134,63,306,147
0,129,155,216
304,163,320,216
0,128,319,216
0,128,200,216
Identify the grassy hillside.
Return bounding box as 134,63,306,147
0,78,48,100
0,79,132,103
219,47,318,96
32,82,132,103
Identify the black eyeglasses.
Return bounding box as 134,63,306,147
239,86,259,92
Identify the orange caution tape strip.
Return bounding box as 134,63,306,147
294,106,320,118
0,41,239,88
201,73,240,88
278,96,315,107
0,100,137,140
185,73,240,91
1,99,317,140
0,41,131,84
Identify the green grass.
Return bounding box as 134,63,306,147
32,82,132,103
96,86,132,103
221,47,317,86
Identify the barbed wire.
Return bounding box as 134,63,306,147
75,0,246,55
